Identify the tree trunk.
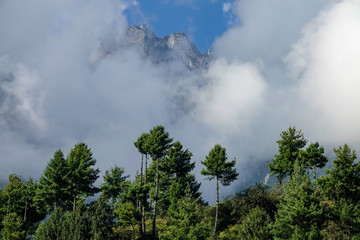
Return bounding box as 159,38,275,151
139,154,144,234
313,165,317,181
142,154,148,234
214,176,219,240
6,196,10,215
152,158,159,237
73,195,76,212
23,199,28,223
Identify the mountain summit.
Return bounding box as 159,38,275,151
93,24,211,71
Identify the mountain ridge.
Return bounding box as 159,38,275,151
93,24,211,71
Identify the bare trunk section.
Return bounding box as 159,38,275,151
6,196,10,215
139,153,144,234
142,154,148,234
152,158,159,237
313,165,317,181
213,176,219,240
73,195,76,212
23,199,28,223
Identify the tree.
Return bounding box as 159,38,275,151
100,165,129,208
36,149,70,211
1,212,25,240
22,178,45,235
161,141,194,179
148,125,173,236
115,202,141,239
201,144,238,238
318,144,360,238
3,173,25,216
67,143,100,212
300,142,328,180
134,132,150,234
159,186,211,240
34,207,65,239
34,206,90,240
229,183,279,225
89,196,114,240
271,165,323,240
161,141,201,200
268,127,307,184
237,206,272,240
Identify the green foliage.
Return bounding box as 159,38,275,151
318,144,360,203
3,173,25,216
201,144,238,237
159,187,211,240
272,170,323,240
217,183,280,232
219,206,272,240
318,144,360,238
268,127,307,183
148,125,173,160
115,201,141,239
1,212,25,240
300,142,328,179
201,144,238,186
67,143,100,211
89,197,114,240
34,206,90,240
134,132,151,156
100,165,129,204
161,141,194,178
36,149,70,212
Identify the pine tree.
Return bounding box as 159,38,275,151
268,127,307,184
271,164,323,240
201,144,238,239
1,212,25,240
148,125,173,237
100,165,129,208
89,196,114,240
161,140,201,200
3,173,25,216
237,206,272,240
159,185,211,240
134,132,150,234
300,142,328,180
318,144,360,238
36,149,70,212
67,143,100,212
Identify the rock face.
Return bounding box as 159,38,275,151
96,24,211,71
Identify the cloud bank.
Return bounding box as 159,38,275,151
1,0,360,203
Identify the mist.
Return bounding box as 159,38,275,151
1,0,360,203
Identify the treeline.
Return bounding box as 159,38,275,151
1,126,360,239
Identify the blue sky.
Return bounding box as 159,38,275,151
124,0,237,52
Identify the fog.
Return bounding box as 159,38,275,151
1,0,360,203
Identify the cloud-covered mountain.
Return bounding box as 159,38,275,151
92,24,211,72
2,0,360,203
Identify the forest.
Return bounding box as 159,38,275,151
1,125,360,239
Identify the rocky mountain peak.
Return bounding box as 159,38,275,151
93,25,211,71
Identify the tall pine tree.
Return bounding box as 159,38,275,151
148,125,173,237
201,144,238,239
36,149,70,211
67,143,100,212
268,127,307,184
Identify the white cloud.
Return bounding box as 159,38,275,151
2,0,360,203
286,0,360,144
194,58,266,135
223,2,232,13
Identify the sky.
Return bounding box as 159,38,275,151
123,0,237,52
1,0,360,203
